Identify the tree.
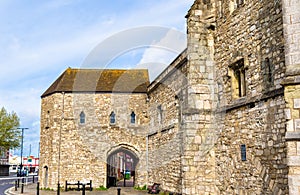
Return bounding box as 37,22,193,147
0,107,21,151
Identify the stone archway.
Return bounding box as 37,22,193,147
106,146,139,188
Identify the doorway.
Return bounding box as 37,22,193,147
107,147,139,188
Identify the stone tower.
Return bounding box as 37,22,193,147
39,68,150,189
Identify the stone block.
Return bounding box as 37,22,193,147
294,99,300,108
286,132,300,142
285,109,292,119
292,53,300,64
287,156,300,166
194,135,202,144
295,119,300,131
287,120,295,131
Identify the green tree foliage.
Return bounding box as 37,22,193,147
0,107,21,150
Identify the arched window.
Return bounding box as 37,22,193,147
130,111,136,124
80,111,85,124
110,111,116,124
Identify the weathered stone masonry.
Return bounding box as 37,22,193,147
39,69,150,189
40,0,300,194
214,0,288,194
147,50,188,194
148,0,299,194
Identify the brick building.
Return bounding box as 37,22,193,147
39,0,300,194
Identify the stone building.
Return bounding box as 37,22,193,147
39,69,150,189
39,0,300,194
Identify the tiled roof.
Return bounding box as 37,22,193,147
41,68,150,97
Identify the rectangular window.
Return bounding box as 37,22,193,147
229,59,246,98
241,144,246,161
262,58,274,90
157,105,162,125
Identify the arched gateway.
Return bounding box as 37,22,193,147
106,145,139,187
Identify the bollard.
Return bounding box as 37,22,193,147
77,181,80,191
65,181,68,191
33,175,35,183
18,179,20,187
82,184,85,195
90,180,92,191
37,182,40,195
15,180,17,191
21,183,24,194
117,187,121,195
57,183,60,195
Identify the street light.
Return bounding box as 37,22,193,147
17,127,28,176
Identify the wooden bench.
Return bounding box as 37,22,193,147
148,183,160,194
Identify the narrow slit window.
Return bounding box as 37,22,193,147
241,144,246,161
80,111,85,124
46,110,50,128
265,58,273,84
130,111,136,124
157,105,163,124
110,111,116,124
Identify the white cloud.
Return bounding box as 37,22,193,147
137,29,187,80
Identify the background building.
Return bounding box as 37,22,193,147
0,148,10,176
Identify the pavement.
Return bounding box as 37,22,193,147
5,183,149,195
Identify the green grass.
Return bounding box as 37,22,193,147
95,185,108,191
134,184,147,190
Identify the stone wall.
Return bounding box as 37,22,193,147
39,92,149,189
284,85,300,194
213,0,288,194
215,96,287,194
147,51,188,194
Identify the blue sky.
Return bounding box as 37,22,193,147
0,0,194,157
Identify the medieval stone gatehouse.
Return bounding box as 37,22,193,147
39,69,150,188
39,0,300,194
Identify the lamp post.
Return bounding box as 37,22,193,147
17,127,28,176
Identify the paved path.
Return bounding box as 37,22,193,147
6,183,149,195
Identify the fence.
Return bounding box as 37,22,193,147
65,180,93,191
14,175,38,194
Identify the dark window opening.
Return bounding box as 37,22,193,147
157,105,163,124
130,111,136,124
265,58,273,84
110,111,116,124
80,111,85,124
241,144,246,161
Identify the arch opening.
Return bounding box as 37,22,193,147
106,147,139,188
